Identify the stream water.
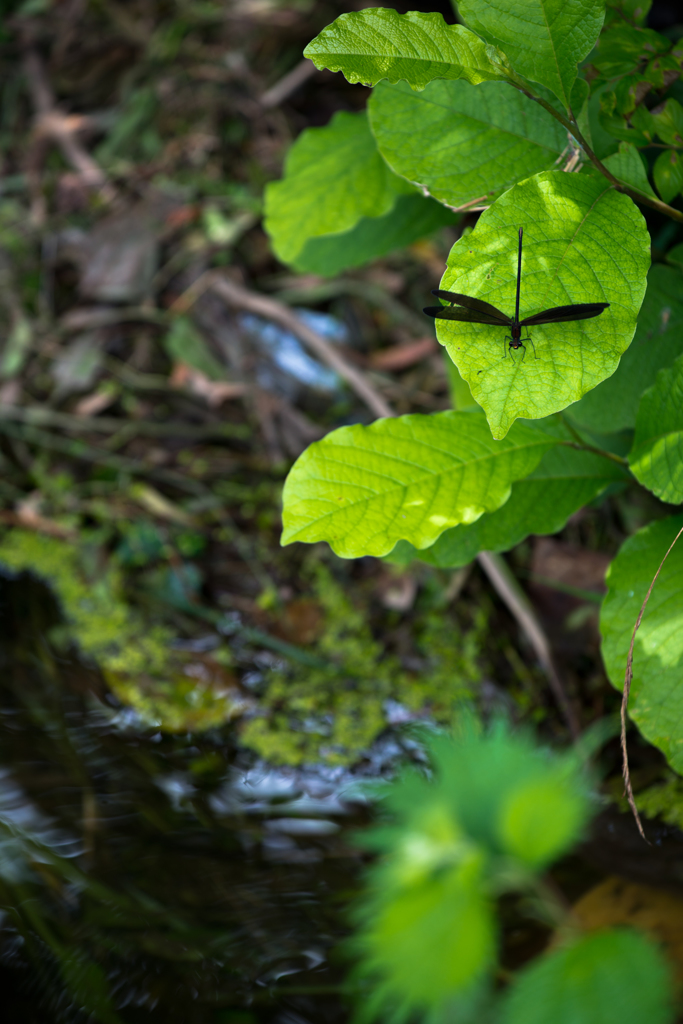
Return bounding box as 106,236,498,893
0,567,382,1024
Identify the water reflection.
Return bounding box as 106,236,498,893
0,568,377,1023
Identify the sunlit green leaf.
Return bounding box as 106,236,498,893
569,265,683,433
368,79,566,210
292,193,457,277
304,8,508,90
263,110,413,266
281,411,558,558
601,514,683,774
436,171,649,438
390,442,626,568
629,355,683,503
458,0,605,110
501,928,675,1024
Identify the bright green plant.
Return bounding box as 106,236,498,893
268,1,683,786
350,720,674,1024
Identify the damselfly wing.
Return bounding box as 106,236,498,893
424,227,610,359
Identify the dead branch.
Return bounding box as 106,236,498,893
260,59,317,108
22,49,112,195
210,274,395,420
477,550,580,739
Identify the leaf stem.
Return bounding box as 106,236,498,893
556,415,630,467
510,83,683,225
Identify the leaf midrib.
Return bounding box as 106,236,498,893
288,435,554,529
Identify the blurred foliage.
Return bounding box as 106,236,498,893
349,719,603,1024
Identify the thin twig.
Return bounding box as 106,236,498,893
509,81,683,225
0,404,249,440
621,523,683,842
22,49,113,196
0,419,206,495
477,550,580,738
210,274,394,419
260,58,317,108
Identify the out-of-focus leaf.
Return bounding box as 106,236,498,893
591,22,667,78
162,317,225,381
646,98,683,147
304,8,509,90
264,110,414,267
281,411,558,558
569,265,683,433
501,928,674,1024
0,311,32,379
458,0,605,110
369,79,565,210
51,332,103,396
292,193,457,277
653,149,683,203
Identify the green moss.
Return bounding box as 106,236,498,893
0,530,244,732
240,565,482,766
0,529,171,675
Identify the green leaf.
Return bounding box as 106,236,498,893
569,265,683,433
591,23,668,78
653,149,683,203
263,110,413,266
280,411,558,559
501,928,675,1024
390,442,626,569
368,79,566,210
436,171,650,439
645,98,683,146
458,0,605,111
162,316,225,380
497,767,590,869
291,192,457,277
304,8,508,91
599,142,657,199
601,514,683,773
356,840,494,1013
629,354,683,503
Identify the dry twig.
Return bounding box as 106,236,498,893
260,59,317,108
210,274,394,420
477,550,580,739
22,49,114,206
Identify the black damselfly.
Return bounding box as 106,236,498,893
423,227,610,359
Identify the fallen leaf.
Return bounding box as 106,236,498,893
572,875,683,984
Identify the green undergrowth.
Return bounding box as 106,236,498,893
0,529,244,732
240,564,484,766
632,775,683,832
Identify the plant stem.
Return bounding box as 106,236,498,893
557,415,630,468
510,83,683,225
